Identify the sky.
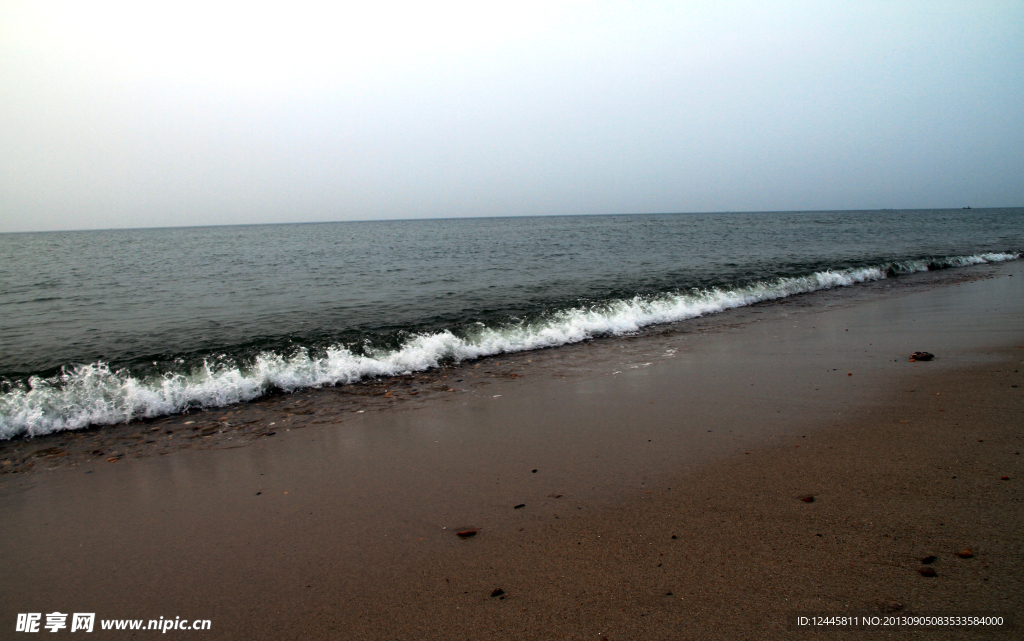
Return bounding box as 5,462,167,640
1,1,1022,232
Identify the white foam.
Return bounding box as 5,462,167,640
0,252,1017,439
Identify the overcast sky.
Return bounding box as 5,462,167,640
1,1,1022,232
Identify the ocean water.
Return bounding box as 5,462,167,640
1,209,1021,439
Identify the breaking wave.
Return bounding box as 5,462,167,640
1,252,1017,439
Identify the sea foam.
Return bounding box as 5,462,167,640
0,252,1017,439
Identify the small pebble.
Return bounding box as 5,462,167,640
799,494,815,503
456,528,479,538
919,567,937,577
957,548,974,558
490,588,504,598
921,555,937,564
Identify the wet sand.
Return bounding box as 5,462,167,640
1,264,1021,639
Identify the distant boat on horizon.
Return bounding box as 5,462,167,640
963,206,972,209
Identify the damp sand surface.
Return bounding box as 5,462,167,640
0,264,1021,639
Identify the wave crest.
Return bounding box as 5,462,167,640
1,252,1017,439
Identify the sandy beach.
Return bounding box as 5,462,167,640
5,2,1022,638
1,263,1021,640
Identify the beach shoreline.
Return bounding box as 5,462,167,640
0,260,1013,474
1,263,1021,639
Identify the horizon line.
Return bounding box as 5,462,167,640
2,205,1018,235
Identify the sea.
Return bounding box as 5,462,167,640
1,208,1021,440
